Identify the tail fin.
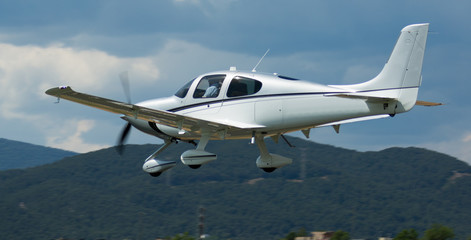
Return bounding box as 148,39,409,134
343,23,429,112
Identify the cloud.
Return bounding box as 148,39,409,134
463,133,471,143
172,0,237,15
0,42,159,109
46,119,110,153
0,42,160,152
0,6,470,163
419,132,471,166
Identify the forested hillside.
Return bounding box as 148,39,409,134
0,138,76,170
0,137,470,239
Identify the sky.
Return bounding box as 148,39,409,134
1,0,470,164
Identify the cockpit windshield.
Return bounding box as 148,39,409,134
174,79,195,98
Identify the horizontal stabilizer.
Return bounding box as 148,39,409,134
415,100,443,107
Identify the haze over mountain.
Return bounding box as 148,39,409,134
0,138,76,170
0,137,470,239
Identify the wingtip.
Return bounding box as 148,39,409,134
45,86,72,96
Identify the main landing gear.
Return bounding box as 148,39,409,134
142,134,217,177
142,140,176,177
180,133,217,168
142,133,292,177
254,135,292,172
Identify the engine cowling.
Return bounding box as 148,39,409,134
180,149,217,168
142,159,176,177
256,153,292,172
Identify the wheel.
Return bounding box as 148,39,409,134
188,164,202,169
262,168,276,172
149,172,162,177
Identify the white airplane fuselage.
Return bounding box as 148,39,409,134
130,70,402,141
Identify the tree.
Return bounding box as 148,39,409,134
422,224,454,240
169,232,196,240
281,232,297,240
331,230,350,240
280,228,308,240
296,228,308,238
394,229,418,240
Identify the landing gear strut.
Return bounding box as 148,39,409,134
180,133,217,168
142,140,177,177
254,135,292,172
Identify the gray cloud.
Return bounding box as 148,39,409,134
0,0,470,163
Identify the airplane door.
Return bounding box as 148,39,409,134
183,74,226,115
221,76,268,125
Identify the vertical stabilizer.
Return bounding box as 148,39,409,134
343,23,429,112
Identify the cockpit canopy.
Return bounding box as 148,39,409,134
174,79,194,98
193,75,225,98
174,74,262,99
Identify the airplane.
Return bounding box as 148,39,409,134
46,23,440,177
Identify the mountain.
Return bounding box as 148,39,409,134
0,137,470,240
0,138,76,170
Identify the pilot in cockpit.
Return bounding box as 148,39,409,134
203,79,222,98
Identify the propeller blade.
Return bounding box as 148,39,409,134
119,71,131,104
117,71,133,155
116,122,132,155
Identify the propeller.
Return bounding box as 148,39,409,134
116,71,132,155
117,122,132,155
119,71,131,104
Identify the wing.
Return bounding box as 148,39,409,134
45,86,264,134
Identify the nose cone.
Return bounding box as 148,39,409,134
120,115,131,122
120,115,151,134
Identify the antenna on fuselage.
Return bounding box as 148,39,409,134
252,49,270,72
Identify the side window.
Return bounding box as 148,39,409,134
227,76,262,97
174,79,195,98
193,75,225,98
